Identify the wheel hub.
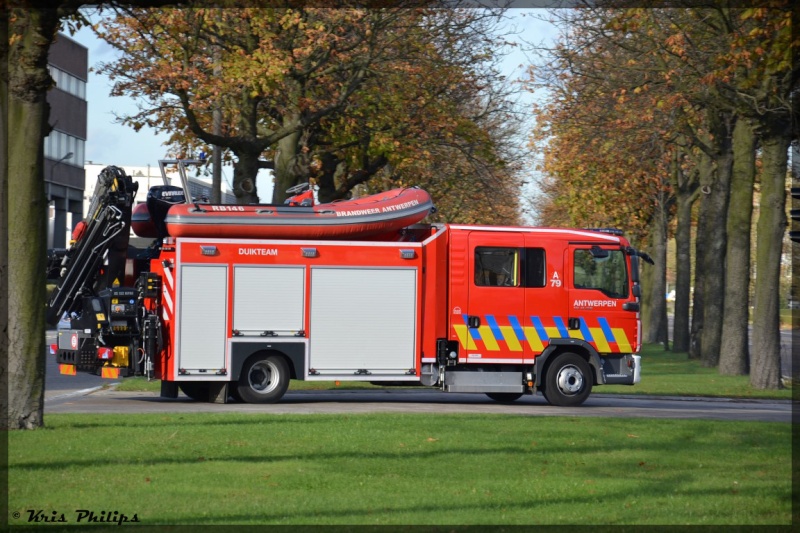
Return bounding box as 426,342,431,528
249,361,278,394
556,365,584,395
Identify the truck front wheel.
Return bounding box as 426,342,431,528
541,352,592,407
237,354,290,404
485,393,523,403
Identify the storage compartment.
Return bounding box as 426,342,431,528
309,267,417,376
233,266,305,335
177,264,228,373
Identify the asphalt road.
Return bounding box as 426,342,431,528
45,329,792,423
44,386,791,423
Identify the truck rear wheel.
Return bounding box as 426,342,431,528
541,352,592,407
237,354,290,404
179,382,210,401
485,393,523,403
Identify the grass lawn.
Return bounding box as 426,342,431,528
8,413,791,526
600,344,793,399
115,343,793,400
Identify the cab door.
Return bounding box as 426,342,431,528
458,231,526,362
567,244,639,354
522,236,568,356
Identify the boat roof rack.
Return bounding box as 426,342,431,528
583,227,624,236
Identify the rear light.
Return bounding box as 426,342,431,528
49,344,58,355
97,347,114,360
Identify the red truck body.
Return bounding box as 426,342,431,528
140,223,641,405
51,165,644,407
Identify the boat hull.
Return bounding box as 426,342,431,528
131,202,158,238
163,187,434,239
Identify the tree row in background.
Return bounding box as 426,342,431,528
95,4,526,224
528,3,796,389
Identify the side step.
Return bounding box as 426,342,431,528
443,371,524,394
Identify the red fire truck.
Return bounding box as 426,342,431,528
48,164,651,406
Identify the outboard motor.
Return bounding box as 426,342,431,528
146,185,186,238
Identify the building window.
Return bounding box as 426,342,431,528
44,130,85,167
48,65,86,100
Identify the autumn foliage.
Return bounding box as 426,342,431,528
95,5,524,224
529,4,794,386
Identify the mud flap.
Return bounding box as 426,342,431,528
160,381,179,399
208,383,228,404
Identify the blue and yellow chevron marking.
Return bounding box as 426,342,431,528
578,318,594,342
531,316,548,342
453,316,477,350
453,314,631,355
598,317,633,352
509,315,526,342
486,315,523,352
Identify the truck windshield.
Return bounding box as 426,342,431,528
573,249,628,298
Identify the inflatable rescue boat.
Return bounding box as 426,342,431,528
133,187,434,240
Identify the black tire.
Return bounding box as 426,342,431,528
541,352,593,407
228,386,243,403
485,392,523,403
179,382,210,401
236,354,290,404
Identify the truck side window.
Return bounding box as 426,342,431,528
475,247,519,287
524,248,546,288
573,249,629,298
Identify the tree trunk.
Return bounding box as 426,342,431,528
750,130,789,389
211,143,222,204
672,180,698,353
719,117,756,375
211,43,222,204
644,198,669,347
699,113,734,368
0,7,10,430
231,151,260,205
315,152,343,204
689,152,713,359
7,8,62,429
272,128,301,204
8,96,48,430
